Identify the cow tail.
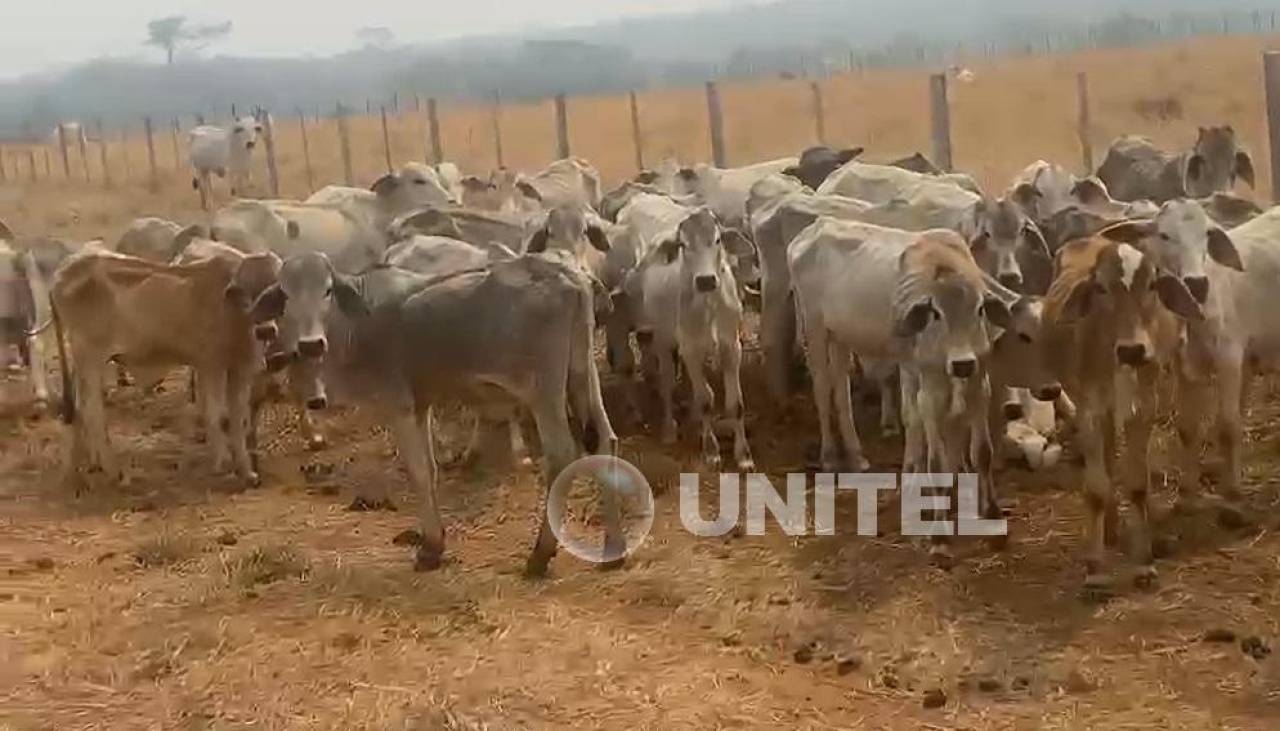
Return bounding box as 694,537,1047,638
51,299,75,424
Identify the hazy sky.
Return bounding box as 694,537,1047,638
4,0,740,78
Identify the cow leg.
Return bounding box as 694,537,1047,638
605,313,636,377
916,371,954,566
25,330,49,406
80,361,123,484
198,170,211,211
527,395,578,577
720,332,754,472
801,323,840,471
201,366,234,476
968,376,1002,529
761,285,795,405
1175,370,1210,509
227,367,259,487
656,338,679,445
900,367,925,474
879,372,901,437
1214,349,1247,502
288,367,327,451
1124,369,1159,588
392,408,444,571
829,342,868,472
1076,393,1115,597
681,342,720,468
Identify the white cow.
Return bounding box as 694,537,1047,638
189,116,262,210
306,162,457,234
818,161,983,202
620,207,755,470
517,158,604,211
680,157,800,229
788,220,1013,564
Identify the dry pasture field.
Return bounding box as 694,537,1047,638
3,34,1280,730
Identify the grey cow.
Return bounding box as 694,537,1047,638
1096,126,1255,203
250,253,620,575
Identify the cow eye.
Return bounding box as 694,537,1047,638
1158,232,1171,242
413,178,427,185
325,286,333,297
1018,333,1033,344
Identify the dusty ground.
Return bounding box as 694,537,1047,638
4,33,1280,731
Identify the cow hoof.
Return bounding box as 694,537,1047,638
413,546,444,572
392,529,424,546
1081,573,1115,603
307,435,328,452
524,554,552,579
703,453,722,471
599,556,626,572
1002,402,1025,421
928,547,955,571
1133,566,1159,590
348,496,397,512
880,424,901,438
737,457,756,473
847,454,871,473
241,472,262,489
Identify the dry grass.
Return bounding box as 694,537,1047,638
3,34,1280,730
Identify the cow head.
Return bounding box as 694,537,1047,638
251,252,358,360
230,116,261,152
224,253,283,341
1185,125,1255,198
896,267,1010,380
990,297,1061,402
782,146,864,190
526,204,610,261
967,197,1051,293
655,207,753,297
1098,199,1242,304
371,162,455,214
1063,242,1203,367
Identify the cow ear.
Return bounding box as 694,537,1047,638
1062,278,1100,321
969,231,990,252
174,224,207,252
837,147,864,164
286,220,301,239
1022,222,1050,259
982,295,1012,330
1071,177,1109,205
516,181,543,202
1098,219,1153,243
332,275,369,318
1011,182,1040,210
780,165,802,181
224,284,250,311
1185,154,1207,185
657,237,683,264
527,227,550,254
894,300,935,337
1207,227,1244,271
0,219,13,241
677,167,698,182
721,228,755,259
371,173,399,197
1155,274,1205,321
586,225,610,252
249,283,287,323
1235,150,1256,188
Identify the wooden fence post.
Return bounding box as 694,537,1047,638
426,98,443,164
337,104,354,186
77,127,90,181
1263,52,1280,202
298,111,315,193
413,94,421,113
554,93,571,159
1076,72,1094,173
196,113,206,125
491,92,505,169
262,111,281,198
380,105,394,173
57,124,71,178
705,81,727,167
629,91,645,171
42,149,51,178
810,81,826,145
120,132,131,181
0,147,6,183
171,118,182,169
231,103,238,119
929,73,953,172
97,119,111,188
28,148,38,181
144,117,159,190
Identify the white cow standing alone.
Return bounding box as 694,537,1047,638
189,116,262,210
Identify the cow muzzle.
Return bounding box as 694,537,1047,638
254,323,279,342
694,274,719,293
1034,383,1063,402
1115,343,1149,367
245,141,257,150
297,338,327,359
1184,276,1210,304
306,396,328,411
997,272,1023,291
948,357,978,379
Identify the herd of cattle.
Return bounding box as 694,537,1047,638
0,118,1275,592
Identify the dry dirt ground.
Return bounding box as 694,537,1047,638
4,34,1280,731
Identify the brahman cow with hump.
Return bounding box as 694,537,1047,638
1096,126,1255,204
678,157,802,229
249,251,619,575
1040,231,1203,595
817,161,983,201
189,116,262,210
618,207,755,471
307,162,458,233
788,221,1013,566
51,245,281,489
779,145,864,190
514,157,604,211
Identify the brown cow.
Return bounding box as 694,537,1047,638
52,247,280,488
1042,232,1202,596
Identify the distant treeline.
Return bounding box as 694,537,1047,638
2,0,1278,138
